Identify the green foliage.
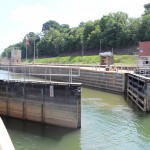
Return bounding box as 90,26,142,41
2,2,150,59
31,55,135,66
42,20,61,31
1,43,22,58
114,55,135,65
143,3,150,15
33,55,100,64
139,14,150,41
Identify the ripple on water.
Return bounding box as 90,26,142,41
3,86,150,150
81,93,150,150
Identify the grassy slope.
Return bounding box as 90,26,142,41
29,55,136,66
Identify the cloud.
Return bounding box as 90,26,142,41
0,31,23,54
10,4,51,32
0,4,52,53
1,0,148,54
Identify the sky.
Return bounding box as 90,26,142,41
0,0,150,54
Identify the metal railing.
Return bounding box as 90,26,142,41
0,65,80,84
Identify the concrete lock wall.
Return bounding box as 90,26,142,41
73,70,125,93
127,73,150,111
51,68,125,93
0,80,81,129
5,65,125,93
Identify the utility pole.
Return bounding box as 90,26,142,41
25,35,29,64
82,42,84,56
100,39,101,53
112,47,114,54
6,52,8,65
37,48,38,59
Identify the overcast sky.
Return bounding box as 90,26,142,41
0,0,149,54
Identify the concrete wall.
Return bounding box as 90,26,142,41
28,66,124,93
11,50,21,65
1,65,125,93
127,73,150,111
0,80,81,129
50,68,124,93
73,69,125,93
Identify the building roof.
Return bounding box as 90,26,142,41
99,52,113,56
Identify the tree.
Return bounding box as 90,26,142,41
4,5,150,58
100,12,130,48
42,20,60,31
143,3,150,15
82,21,95,50
138,14,150,41
87,20,101,50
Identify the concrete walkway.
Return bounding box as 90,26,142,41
0,118,15,150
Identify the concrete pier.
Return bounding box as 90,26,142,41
0,117,15,150
0,80,81,129
127,73,150,111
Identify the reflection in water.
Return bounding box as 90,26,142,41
2,117,80,150
0,70,45,81
1,70,150,150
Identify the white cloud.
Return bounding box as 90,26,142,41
0,4,52,53
0,32,23,54
10,4,51,32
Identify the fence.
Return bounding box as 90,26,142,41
0,65,80,84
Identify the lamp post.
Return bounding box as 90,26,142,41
33,38,35,64
25,34,30,64
25,32,43,65
33,32,43,64
29,34,38,65
26,36,28,64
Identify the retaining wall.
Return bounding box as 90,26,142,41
1,65,125,93
0,80,81,129
73,69,125,93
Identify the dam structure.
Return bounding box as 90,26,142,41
0,63,150,128
0,65,81,129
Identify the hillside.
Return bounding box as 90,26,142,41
30,54,136,66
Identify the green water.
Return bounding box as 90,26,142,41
0,70,150,150
2,88,150,150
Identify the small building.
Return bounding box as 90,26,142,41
10,49,21,65
137,41,150,67
99,52,114,65
138,41,150,56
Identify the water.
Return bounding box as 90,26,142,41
1,70,150,150
0,70,42,81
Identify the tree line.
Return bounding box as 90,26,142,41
2,3,150,58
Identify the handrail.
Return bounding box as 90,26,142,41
0,65,80,84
